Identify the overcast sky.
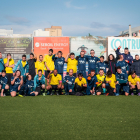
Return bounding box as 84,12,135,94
0,0,139,36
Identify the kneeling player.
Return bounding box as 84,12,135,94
116,66,129,96
46,69,64,95
128,71,140,96
64,69,75,95
96,69,106,96
0,70,9,97
74,73,87,95
34,70,45,95
105,70,116,96
10,70,23,97
86,70,97,95
24,74,38,96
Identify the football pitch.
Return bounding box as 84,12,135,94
0,95,140,140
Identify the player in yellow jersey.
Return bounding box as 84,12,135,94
44,49,54,79
105,70,116,96
128,71,140,96
74,73,87,95
4,53,15,85
65,52,78,77
35,55,45,75
46,69,64,95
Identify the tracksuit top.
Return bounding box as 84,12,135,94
34,74,45,90
64,75,75,87
0,76,8,89
116,72,128,84
10,76,21,90
96,61,108,73
86,56,100,71
87,75,97,88
0,58,5,72
52,56,65,74
116,60,129,73
25,80,34,93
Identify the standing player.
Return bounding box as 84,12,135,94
0,52,5,74
0,70,9,97
96,56,108,74
76,51,87,78
63,69,75,95
35,55,45,75
10,70,23,97
44,49,55,79
116,54,129,74
52,51,65,80
4,53,15,85
65,53,78,77
34,70,45,95
46,69,64,95
128,71,140,96
116,66,129,96
86,70,97,95
86,49,100,74
27,50,37,80
132,55,140,77
96,69,106,96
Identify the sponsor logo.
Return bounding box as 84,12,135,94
79,60,85,64
89,60,95,63
35,42,40,47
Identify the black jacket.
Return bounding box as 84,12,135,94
132,59,140,76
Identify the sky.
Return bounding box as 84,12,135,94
0,0,140,36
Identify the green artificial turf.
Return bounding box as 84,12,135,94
0,95,140,140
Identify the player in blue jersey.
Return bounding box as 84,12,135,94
116,66,129,96
52,51,65,80
116,54,129,74
96,56,108,74
10,70,23,97
63,69,75,95
76,51,87,78
24,74,39,96
86,49,100,74
0,70,9,97
86,70,97,95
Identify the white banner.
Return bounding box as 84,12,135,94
108,37,140,58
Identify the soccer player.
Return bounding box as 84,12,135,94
86,70,97,95
116,54,129,74
132,55,140,77
96,69,106,96
105,70,116,96
65,53,78,77
128,71,140,96
46,69,64,95
24,74,39,96
35,55,45,75
76,51,87,78
4,53,15,85
116,46,133,71
116,66,129,96
74,73,87,95
86,49,100,74
13,54,29,82
0,52,5,74
27,50,37,80
10,70,23,97
34,70,45,95
96,56,108,74
63,69,75,95
52,51,65,80
0,70,9,97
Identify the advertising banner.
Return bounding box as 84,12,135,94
34,37,70,59
70,36,107,59
0,37,32,63
108,37,140,58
